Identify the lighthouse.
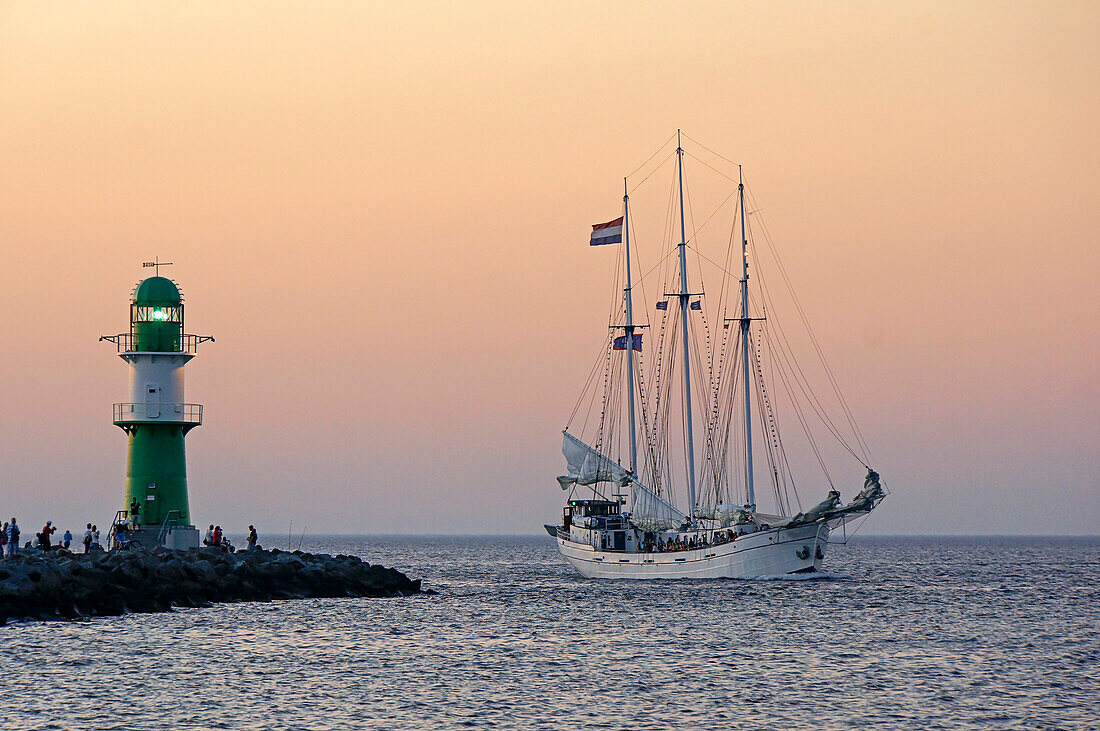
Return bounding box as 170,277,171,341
101,265,212,549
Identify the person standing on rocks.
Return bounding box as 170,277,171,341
83,524,92,554
1,521,7,558
204,525,214,546
247,525,258,550
39,521,56,550
129,497,141,529
90,525,100,551
8,519,20,556
62,529,72,550
212,525,223,547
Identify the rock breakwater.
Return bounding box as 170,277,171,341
0,547,428,625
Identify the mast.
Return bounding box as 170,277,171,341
676,130,698,521
738,166,756,511
623,178,639,476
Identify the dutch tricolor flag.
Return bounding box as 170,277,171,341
590,217,624,246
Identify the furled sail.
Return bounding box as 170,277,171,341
698,503,753,526
786,489,842,526
844,468,884,513
557,431,632,489
630,481,687,531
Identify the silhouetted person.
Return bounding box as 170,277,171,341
83,523,92,554
247,525,258,550
39,521,56,550
129,498,141,529
6,519,20,556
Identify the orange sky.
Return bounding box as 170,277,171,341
0,2,1096,535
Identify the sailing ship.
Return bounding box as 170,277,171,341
547,131,886,579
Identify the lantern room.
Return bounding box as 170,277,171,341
131,276,183,352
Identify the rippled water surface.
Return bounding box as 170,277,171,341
2,536,1097,730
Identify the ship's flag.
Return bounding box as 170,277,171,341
613,333,643,351
656,300,668,310
590,217,624,246
690,300,702,310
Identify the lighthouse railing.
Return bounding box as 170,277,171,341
99,333,214,354
113,403,203,425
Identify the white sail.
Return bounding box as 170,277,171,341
630,481,686,530
557,431,632,489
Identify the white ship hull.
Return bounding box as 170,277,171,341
557,521,831,579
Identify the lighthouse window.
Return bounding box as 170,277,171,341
133,306,181,323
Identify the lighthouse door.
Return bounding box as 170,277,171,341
145,383,160,418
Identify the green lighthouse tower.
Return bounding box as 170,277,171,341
102,266,213,549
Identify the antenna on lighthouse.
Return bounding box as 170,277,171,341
143,257,174,277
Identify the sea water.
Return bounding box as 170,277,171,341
1,536,1097,730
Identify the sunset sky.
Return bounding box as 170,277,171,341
1,2,1096,536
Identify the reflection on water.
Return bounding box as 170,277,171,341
2,536,1097,730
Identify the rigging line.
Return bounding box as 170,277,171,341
712,313,735,502
765,330,806,511
627,211,655,333
646,302,672,497
765,340,796,516
606,234,624,329
593,334,614,453
683,244,749,285
672,301,697,512
683,184,738,245
765,332,792,513
688,311,718,506
567,335,614,427
744,212,865,464
683,149,741,186
741,198,863,462
750,330,785,514
715,199,739,351
631,247,677,298
726,329,746,505
629,150,678,194
635,347,656,484
753,255,861,463
655,309,680,503
746,184,873,462
767,323,837,486
627,131,678,181
748,330,779,512
681,133,742,173
577,332,615,444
